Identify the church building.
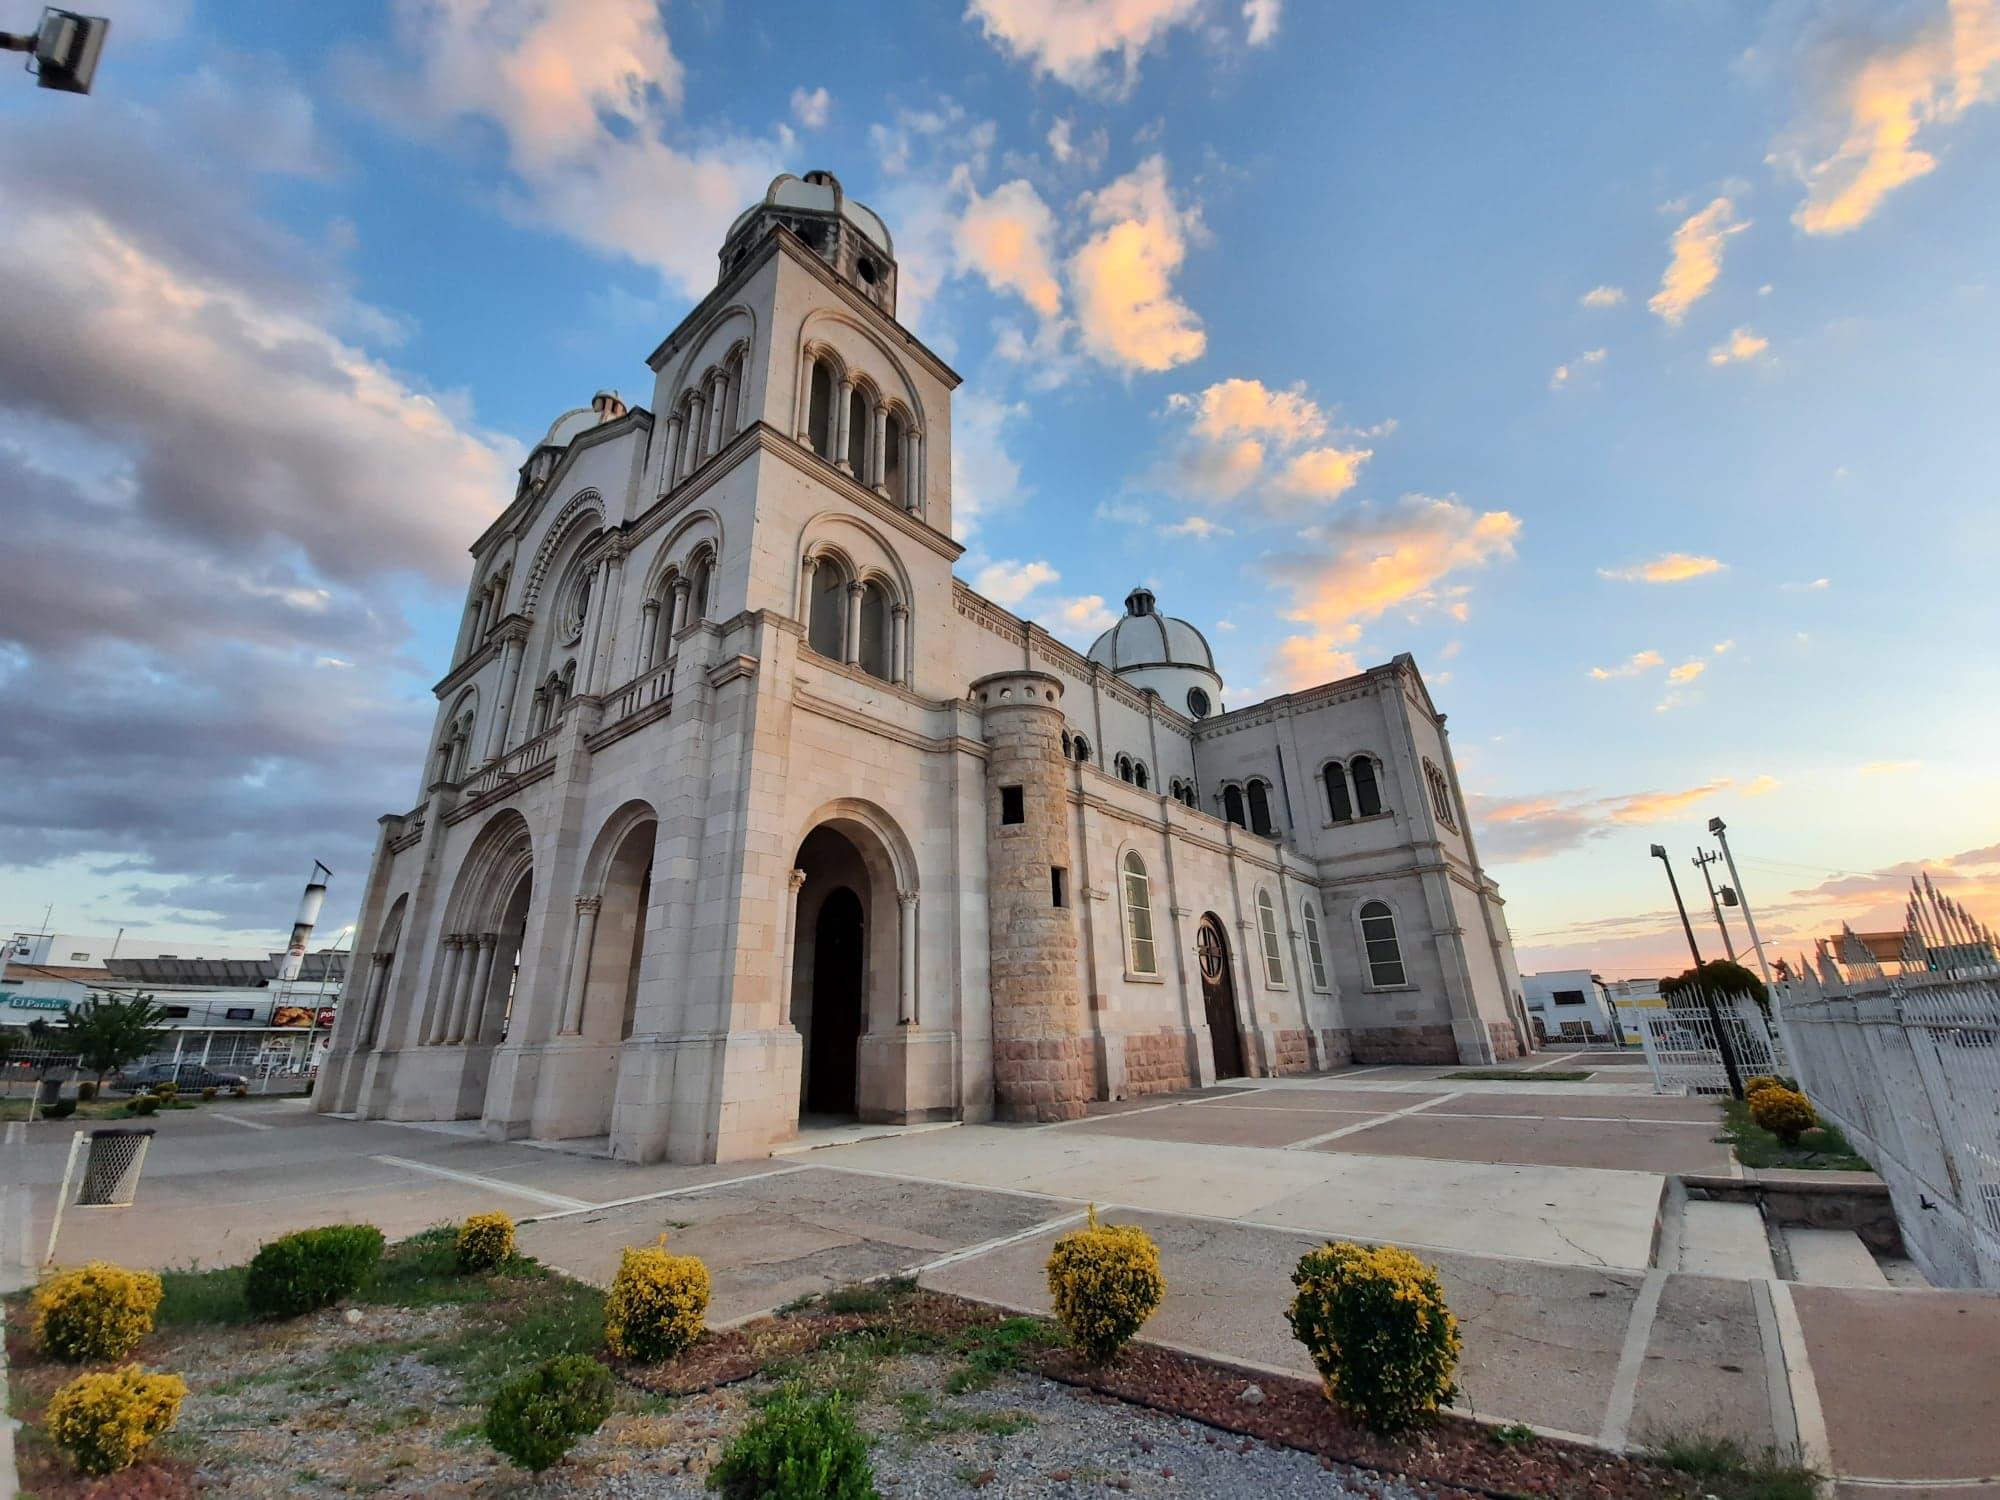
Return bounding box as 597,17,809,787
315,172,1531,1162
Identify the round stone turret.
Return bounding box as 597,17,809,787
720,170,899,317
973,671,1091,1122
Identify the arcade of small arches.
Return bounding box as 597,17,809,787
797,345,924,513
800,545,911,686
1219,778,1280,837
1322,755,1387,824
1112,753,1151,790
660,343,749,492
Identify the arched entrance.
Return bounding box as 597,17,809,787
805,887,864,1113
1197,914,1245,1080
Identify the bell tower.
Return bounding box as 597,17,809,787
717,170,899,318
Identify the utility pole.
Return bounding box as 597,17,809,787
1707,818,1772,986
1693,848,1736,961
1651,842,1744,1098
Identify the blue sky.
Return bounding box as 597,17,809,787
2,0,1997,976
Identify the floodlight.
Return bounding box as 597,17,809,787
1,9,110,93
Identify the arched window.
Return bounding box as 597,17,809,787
720,347,745,443
807,358,835,458
1061,731,1073,758
846,387,870,474
1324,762,1353,823
858,579,892,680
1256,889,1285,987
1132,761,1149,791
807,555,847,658
883,410,906,506
1222,785,1246,828
1247,779,1275,837
1122,851,1156,975
1424,758,1459,832
1359,900,1406,987
1351,755,1383,818
1181,781,1198,809
1071,734,1092,764
1302,901,1329,991
1115,754,1133,783
688,553,712,624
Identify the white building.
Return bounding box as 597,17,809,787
315,171,1530,1163
5,931,270,969
1521,969,1621,1043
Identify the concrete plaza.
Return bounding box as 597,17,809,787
4,1053,1995,1497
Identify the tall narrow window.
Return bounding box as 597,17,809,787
847,388,869,474
720,349,744,443
1122,852,1156,975
1424,759,1459,832
1133,761,1149,791
1222,785,1246,828
1071,735,1092,764
858,580,892,680
1359,900,1406,987
1352,756,1383,817
1302,902,1328,990
1256,889,1285,986
1051,866,1068,908
1324,762,1353,822
1116,755,1133,784
690,556,712,623
1247,779,1275,836
1000,785,1025,825
807,359,834,457
808,558,846,657
883,410,906,506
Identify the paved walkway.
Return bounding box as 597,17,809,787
2,1055,1996,1495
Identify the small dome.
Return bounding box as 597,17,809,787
1087,587,1217,673
541,406,597,448
726,170,893,256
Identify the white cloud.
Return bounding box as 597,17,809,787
1650,196,1747,325
949,391,1029,535
1781,576,1832,592
1069,155,1206,371
966,0,1272,93
1243,0,1282,46
1708,327,1770,365
1581,285,1626,307
1589,650,1665,680
790,85,831,130
1599,553,1728,583
1155,377,1378,510
973,559,1059,606
1549,348,1607,390
956,177,1065,319
1164,515,1232,538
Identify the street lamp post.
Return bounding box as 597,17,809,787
1693,848,1736,960
1651,842,1745,1099
1707,818,1773,986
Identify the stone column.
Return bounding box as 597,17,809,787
670,577,692,645
426,936,464,1046
360,950,393,1049
587,547,624,694
844,581,864,665
890,604,908,685
779,867,807,1024
640,600,661,673
454,933,497,1044
707,371,729,452
912,430,925,512
795,367,813,443
683,392,706,475
870,405,889,493
901,427,919,510
898,890,919,1024
559,896,601,1035
799,555,819,621
833,377,853,472
658,413,682,494
975,671,1090,1121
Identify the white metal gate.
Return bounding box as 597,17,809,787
1636,994,1788,1095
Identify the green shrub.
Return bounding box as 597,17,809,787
76,1081,98,1102
201,1086,218,1102
44,1365,187,1475
1288,1240,1461,1433
1749,1087,1817,1147
126,1096,158,1117
244,1224,385,1318
44,1099,76,1119
604,1236,709,1363
1045,1205,1166,1364
33,1262,165,1362
707,1383,877,1500
150,1081,178,1100
456,1211,516,1274
482,1354,614,1471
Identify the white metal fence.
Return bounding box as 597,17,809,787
1634,993,1789,1096
1778,969,2000,1288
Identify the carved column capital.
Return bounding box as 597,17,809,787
789,867,809,893
575,895,602,915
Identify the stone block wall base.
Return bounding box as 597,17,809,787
607,1029,805,1165
313,1051,363,1114
1452,1017,1499,1067
480,1042,545,1138
372,1047,485,1122
994,1035,1093,1121
525,1038,621,1141
1486,1020,1525,1061
1348,1024,1458,1065
1315,1028,1355,1069
858,1027,959,1124
1123,1029,1194,1097
1269,1028,1313,1076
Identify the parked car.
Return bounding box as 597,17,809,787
110,1061,250,1094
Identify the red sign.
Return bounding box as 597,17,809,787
317,1007,337,1028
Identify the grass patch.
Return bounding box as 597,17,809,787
1645,1430,1818,1500
757,1323,949,1404
1718,1099,1871,1171
1446,1069,1593,1082
945,1317,1062,1395
1490,1421,1538,1448
824,1282,899,1316
158,1264,257,1328
893,1389,1032,1445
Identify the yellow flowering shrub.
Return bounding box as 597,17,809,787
1287,1241,1460,1433
33,1262,164,1362
604,1236,709,1363
1045,1205,1166,1364
456,1211,516,1274
1743,1075,1783,1098
1749,1086,1817,1146
45,1365,188,1475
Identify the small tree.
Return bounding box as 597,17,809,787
1661,960,1769,1016
59,993,169,1093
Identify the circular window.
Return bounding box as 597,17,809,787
857,256,879,285
1186,686,1212,719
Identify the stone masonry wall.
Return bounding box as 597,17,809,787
1349,1023,1457,1065
978,672,1091,1122
1270,1028,1314,1076
1487,1020,1525,1061
1316,1027,1354,1069
1124,1029,1194,1097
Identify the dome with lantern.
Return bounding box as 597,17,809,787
1087,587,1225,720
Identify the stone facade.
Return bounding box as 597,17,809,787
313,171,1531,1163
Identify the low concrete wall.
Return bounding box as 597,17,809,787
1681,1170,1904,1257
